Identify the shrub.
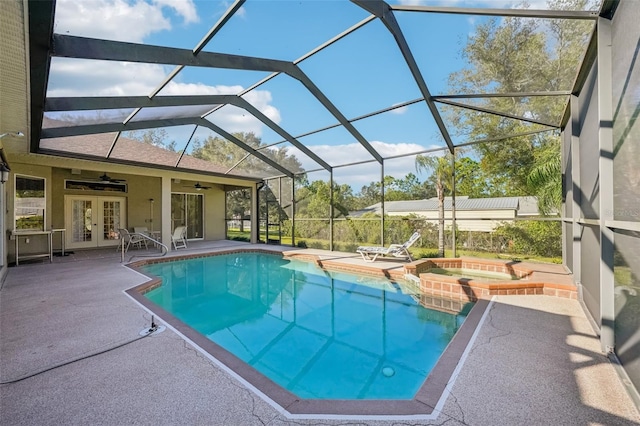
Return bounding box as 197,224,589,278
493,220,562,258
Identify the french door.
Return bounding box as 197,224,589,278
171,193,204,240
65,196,126,249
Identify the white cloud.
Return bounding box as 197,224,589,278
152,0,199,23
48,59,169,96
54,0,198,43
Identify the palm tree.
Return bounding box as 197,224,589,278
416,153,454,257
527,142,562,215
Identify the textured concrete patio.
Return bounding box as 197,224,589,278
1,241,638,425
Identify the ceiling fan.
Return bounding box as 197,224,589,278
184,182,212,191
98,173,126,183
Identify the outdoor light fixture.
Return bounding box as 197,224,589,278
0,163,10,184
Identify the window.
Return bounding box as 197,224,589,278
15,175,46,231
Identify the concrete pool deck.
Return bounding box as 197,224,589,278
1,241,639,425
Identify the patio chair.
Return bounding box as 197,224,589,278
171,226,187,250
116,228,148,252
356,232,420,263
133,226,150,237
135,226,162,248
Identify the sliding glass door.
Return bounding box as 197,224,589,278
171,193,204,240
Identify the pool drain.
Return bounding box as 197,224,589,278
382,367,395,377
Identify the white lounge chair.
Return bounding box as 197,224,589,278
356,232,420,262
171,226,187,250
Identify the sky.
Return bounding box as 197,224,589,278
47,0,593,190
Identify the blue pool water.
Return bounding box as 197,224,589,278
142,252,471,400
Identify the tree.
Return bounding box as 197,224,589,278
416,153,454,257
226,188,251,232
450,157,489,198
191,132,304,176
124,129,177,152
446,0,592,198
527,136,562,214
296,180,354,219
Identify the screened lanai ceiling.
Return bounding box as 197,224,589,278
29,0,609,183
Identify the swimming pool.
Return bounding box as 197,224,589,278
138,252,472,400
126,247,490,419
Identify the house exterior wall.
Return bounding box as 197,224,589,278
3,153,254,261
386,208,517,232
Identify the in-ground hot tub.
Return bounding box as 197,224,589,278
405,258,536,302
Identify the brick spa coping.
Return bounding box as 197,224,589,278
406,258,577,301
125,248,490,417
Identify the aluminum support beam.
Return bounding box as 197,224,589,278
390,4,599,19
28,0,56,152
433,91,571,99
596,17,615,354
570,95,582,286
435,98,560,128
41,117,197,138
52,34,294,73
291,178,296,248
352,0,456,153
380,161,385,247
451,151,457,258
295,15,376,64
175,126,199,167
329,171,334,251
454,128,556,149
251,184,259,244
106,131,121,158
45,95,236,111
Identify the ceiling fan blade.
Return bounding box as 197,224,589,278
98,173,126,183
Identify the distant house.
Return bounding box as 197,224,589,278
350,196,543,232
